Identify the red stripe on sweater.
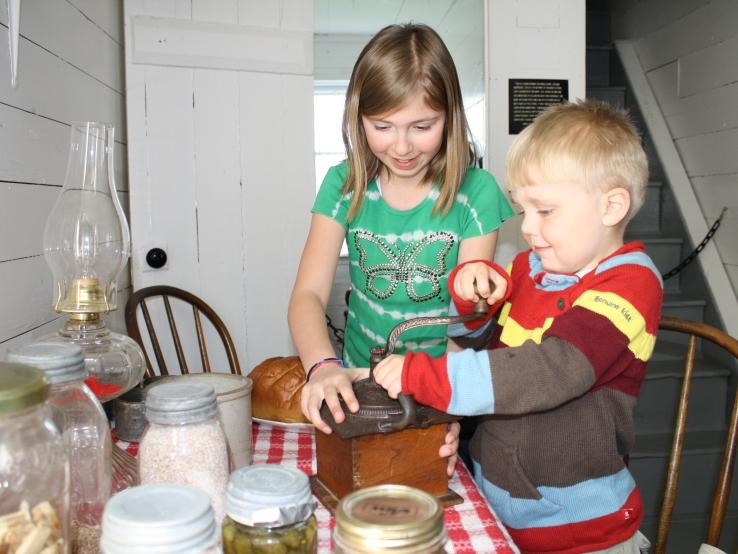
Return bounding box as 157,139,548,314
402,351,452,411
506,488,643,554
505,246,662,336
546,307,646,396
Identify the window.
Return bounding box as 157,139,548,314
314,81,348,192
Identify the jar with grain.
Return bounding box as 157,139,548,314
222,464,317,554
8,341,112,550
139,381,229,523
333,484,448,554
0,362,70,553
100,484,221,553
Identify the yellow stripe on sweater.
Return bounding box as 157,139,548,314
498,304,555,346
573,290,656,360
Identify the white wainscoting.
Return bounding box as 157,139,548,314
0,0,129,359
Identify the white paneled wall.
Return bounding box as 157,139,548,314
486,0,586,265
124,0,315,372
612,0,738,297
0,1,128,358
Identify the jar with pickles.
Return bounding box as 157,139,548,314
222,464,317,554
0,362,70,554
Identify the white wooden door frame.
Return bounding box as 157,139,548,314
124,1,314,372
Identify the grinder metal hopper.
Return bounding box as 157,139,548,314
319,297,489,439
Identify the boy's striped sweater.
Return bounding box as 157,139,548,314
400,242,664,553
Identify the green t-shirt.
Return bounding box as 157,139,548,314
313,162,513,367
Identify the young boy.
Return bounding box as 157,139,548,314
373,99,663,554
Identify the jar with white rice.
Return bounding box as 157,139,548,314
139,381,229,523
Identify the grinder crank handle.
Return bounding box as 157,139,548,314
382,280,494,357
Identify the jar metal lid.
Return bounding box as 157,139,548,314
226,463,316,527
0,363,49,416
145,381,218,424
7,341,86,384
334,484,446,553
100,484,218,553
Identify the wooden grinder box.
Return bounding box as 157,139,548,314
312,422,461,512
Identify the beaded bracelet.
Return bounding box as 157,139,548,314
306,356,344,381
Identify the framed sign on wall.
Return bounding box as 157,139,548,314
508,78,569,134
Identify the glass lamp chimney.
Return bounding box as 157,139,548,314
43,122,130,315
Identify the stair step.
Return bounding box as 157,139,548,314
628,181,663,234
586,10,612,46
638,237,683,292
586,46,612,87
629,429,738,517
638,512,738,553
661,293,706,322
636,358,731,433
586,85,626,108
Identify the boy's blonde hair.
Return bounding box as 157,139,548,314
506,99,648,222
342,23,476,220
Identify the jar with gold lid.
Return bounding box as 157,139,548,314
7,341,112,545
333,484,447,554
222,464,317,554
0,362,70,553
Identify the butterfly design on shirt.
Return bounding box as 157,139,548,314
354,230,456,302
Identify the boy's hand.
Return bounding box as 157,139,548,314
372,354,405,399
375,355,459,475
453,261,508,307
440,421,461,476
301,365,369,434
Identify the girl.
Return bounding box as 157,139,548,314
289,24,513,442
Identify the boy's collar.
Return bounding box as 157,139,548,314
528,252,582,291
528,242,642,291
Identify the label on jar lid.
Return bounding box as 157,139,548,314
225,464,316,527
334,484,446,553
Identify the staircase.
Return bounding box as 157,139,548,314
586,6,738,553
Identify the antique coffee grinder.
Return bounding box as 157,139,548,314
312,297,489,512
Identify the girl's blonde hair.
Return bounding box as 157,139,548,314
506,99,649,222
342,23,476,220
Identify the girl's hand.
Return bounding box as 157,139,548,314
372,354,405,399
440,421,461,476
300,365,369,434
453,261,508,307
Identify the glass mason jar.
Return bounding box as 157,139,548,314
100,484,221,553
333,484,447,554
139,381,229,523
222,464,317,554
7,341,112,547
0,362,70,553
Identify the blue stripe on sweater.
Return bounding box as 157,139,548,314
472,462,637,529
445,349,494,415
595,251,663,287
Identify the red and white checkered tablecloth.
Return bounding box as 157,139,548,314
114,422,519,554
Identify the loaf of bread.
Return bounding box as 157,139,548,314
250,356,309,423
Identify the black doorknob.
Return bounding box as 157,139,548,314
145,247,168,269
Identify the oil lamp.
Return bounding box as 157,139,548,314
41,121,145,403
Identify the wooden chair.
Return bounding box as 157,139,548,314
124,285,241,378
654,316,738,553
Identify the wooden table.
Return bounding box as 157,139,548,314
115,421,519,553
